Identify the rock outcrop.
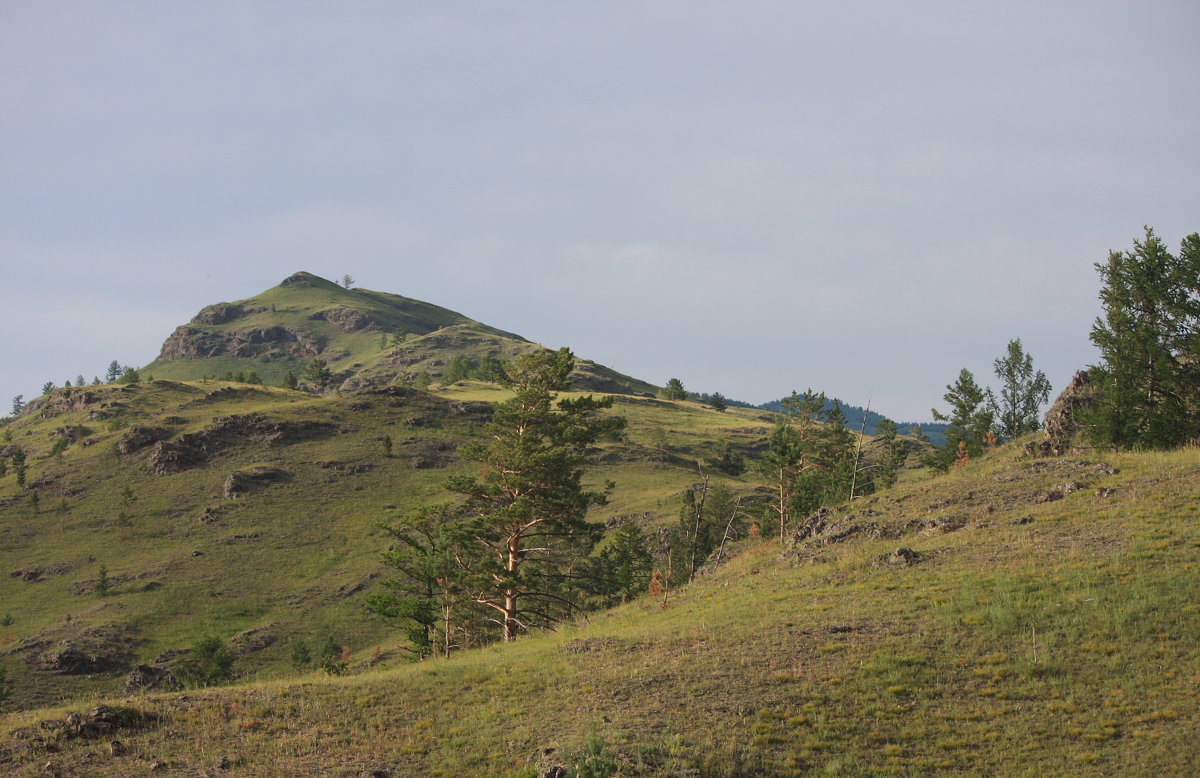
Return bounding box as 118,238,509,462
156,324,324,362
1027,369,1097,456
309,306,379,333
223,466,290,498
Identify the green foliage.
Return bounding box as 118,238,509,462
382,434,393,458
866,418,907,491
440,355,507,385
49,438,68,459
755,390,824,540
289,638,312,670
792,399,856,514
570,730,619,778
924,368,994,471
341,274,355,289
0,457,6,479
705,438,745,476
303,359,334,392
29,491,39,513
42,381,54,395
446,347,626,641
174,636,235,688
594,520,655,607
368,505,469,659
9,395,22,416
318,637,350,674
989,338,1051,440
118,367,141,385
708,392,728,412
105,360,122,383
0,665,11,706
282,371,299,390
93,564,110,597
661,377,687,401
669,480,743,587
12,448,25,488
1086,227,1200,449
670,481,717,585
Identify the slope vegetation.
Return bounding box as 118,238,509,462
0,379,772,710
2,438,1197,776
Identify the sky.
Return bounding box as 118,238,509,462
2,1,1197,422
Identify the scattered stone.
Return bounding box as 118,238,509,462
123,664,182,694
920,518,966,535
1014,516,1035,525
540,767,569,778
359,767,391,778
228,624,279,655
222,466,291,499
881,547,920,566
1095,487,1117,498
149,760,168,771
562,637,619,654
108,740,125,757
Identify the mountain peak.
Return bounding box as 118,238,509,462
278,271,342,291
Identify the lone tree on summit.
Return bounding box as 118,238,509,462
446,347,626,642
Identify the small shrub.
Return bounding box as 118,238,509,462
174,636,235,688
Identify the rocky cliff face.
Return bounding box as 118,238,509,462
156,325,324,362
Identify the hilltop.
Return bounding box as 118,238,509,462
142,271,658,396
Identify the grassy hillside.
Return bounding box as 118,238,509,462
0,379,771,711
1,437,1196,776
141,271,658,396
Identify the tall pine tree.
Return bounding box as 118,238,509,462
446,348,626,641
1087,228,1200,448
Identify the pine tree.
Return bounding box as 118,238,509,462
93,564,110,597
367,505,469,659
661,378,687,401
867,418,907,490
989,338,1051,440
446,348,626,642
12,449,26,489
10,395,22,416
1086,228,1200,448
303,359,334,392
708,392,728,412
105,361,122,383
595,520,655,607
756,390,826,541
924,369,994,471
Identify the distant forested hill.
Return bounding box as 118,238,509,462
757,395,948,446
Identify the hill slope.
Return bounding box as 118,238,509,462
0,378,775,711
142,271,658,396
2,439,1197,776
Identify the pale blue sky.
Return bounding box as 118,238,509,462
2,1,1197,420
